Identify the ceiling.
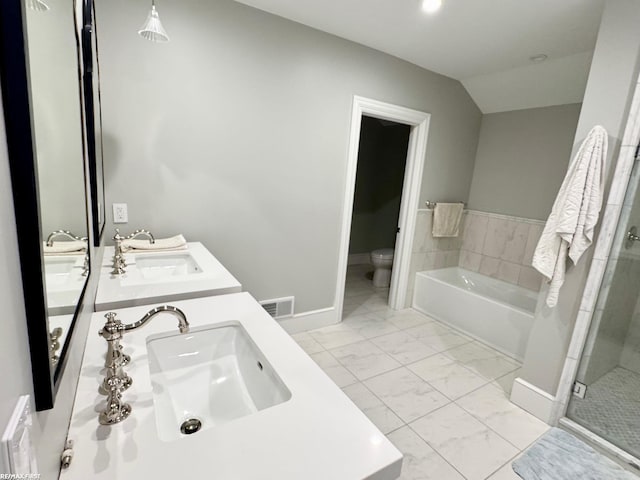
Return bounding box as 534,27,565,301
233,0,606,113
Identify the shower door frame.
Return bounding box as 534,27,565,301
553,77,640,470
335,96,430,318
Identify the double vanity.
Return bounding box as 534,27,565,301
95,241,241,310
60,238,402,480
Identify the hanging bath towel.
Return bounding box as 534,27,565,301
532,125,607,307
432,202,464,237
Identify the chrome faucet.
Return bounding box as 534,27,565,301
97,306,189,425
111,228,155,275
46,230,87,246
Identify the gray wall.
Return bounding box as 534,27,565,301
468,104,581,220
520,0,640,395
95,0,482,314
349,117,409,255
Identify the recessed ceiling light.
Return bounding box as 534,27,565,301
422,0,442,14
529,54,548,63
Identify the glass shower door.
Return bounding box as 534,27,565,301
567,156,640,458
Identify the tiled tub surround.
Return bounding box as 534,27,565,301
293,296,550,480
407,210,544,307
458,211,544,292
413,268,537,361
407,209,463,306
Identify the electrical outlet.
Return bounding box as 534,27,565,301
113,203,128,224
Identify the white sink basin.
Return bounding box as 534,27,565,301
135,253,202,280
45,256,77,286
147,322,291,441
44,255,86,315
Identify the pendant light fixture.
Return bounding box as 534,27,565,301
138,0,170,43
421,0,442,14
27,0,50,12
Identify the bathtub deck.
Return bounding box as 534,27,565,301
290,264,549,480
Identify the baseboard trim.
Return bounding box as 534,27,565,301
277,307,338,334
510,377,555,424
348,253,371,265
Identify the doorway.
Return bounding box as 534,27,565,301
344,116,410,316
335,96,430,320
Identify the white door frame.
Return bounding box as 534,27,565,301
335,96,430,319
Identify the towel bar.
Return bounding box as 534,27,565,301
424,201,466,209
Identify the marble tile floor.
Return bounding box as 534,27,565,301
291,264,550,480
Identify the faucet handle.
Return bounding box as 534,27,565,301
98,376,132,425
113,228,124,241
99,312,125,341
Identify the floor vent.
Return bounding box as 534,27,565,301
259,297,294,319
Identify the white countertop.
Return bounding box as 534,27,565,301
61,293,402,480
94,242,242,311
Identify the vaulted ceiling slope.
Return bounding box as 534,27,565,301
233,0,605,113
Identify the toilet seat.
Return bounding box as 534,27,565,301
371,248,394,260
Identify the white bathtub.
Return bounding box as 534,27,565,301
412,267,537,361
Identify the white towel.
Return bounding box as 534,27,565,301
121,234,188,252
532,125,607,307
432,203,464,237
43,240,87,255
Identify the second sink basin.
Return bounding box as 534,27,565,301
147,322,291,441
135,253,202,280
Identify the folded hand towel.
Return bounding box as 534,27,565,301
43,240,87,255
121,234,187,252
432,203,464,237
532,125,607,307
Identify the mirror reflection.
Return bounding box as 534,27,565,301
25,0,89,369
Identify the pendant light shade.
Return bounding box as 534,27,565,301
138,0,169,43
27,0,50,12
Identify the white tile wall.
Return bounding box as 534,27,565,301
459,211,545,292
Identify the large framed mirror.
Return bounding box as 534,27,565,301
0,0,91,410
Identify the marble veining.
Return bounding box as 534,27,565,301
330,340,401,380
408,353,488,400
364,367,450,422
342,383,404,434
410,403,520,480
387,426,465,480
370,331,438,364
309,350,358,387
513,428,638,480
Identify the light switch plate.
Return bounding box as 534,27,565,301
1,395,38,475
113,203,128,224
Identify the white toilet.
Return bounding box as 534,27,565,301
370,248,394,288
